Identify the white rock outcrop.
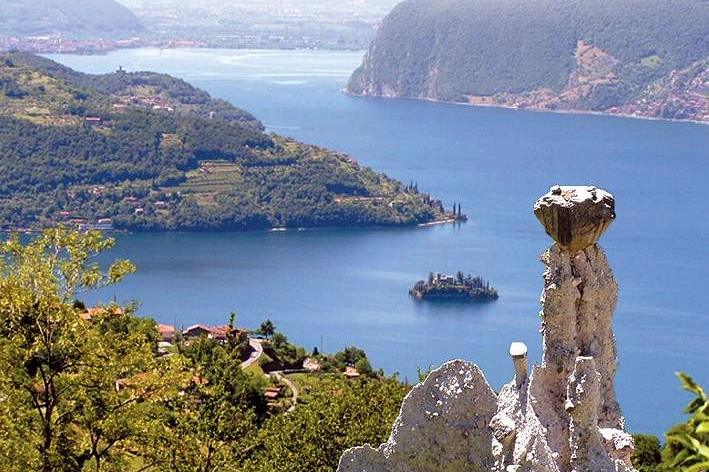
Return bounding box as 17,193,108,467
338,360,498,472
337,186,637,472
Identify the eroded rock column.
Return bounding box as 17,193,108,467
338,186,637,472
519,185,633,471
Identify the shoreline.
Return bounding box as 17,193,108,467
1,216,459,236
344,90,708,127
417,218,458,227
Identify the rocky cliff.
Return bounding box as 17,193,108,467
338,186,637,472
347,0,708,123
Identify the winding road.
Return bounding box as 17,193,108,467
239,337,298,412
239,337,264,369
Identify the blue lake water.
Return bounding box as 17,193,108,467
45,49,708,437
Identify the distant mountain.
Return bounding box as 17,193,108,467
0,53,451,231
1,0,143,39
113,0,400,50
348,0,709,122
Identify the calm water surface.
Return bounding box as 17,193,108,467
46,49,708,437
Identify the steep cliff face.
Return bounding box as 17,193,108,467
338,186,636,472
347,0,709,122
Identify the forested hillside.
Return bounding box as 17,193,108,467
348,0,708,122
0,0,143,38
0,53,452,231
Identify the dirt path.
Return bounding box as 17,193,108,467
271,371,299,413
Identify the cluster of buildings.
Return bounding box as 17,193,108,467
112,95,176,113
0,36,206,54
59,211,114,231
157,323,239,345
609,66,708,122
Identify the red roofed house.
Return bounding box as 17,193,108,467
208,325,230,342
182,324,233,343
80,305,124,321
182,324,213,339
157,324,176,342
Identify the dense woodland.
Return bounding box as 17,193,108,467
349,0,708,111
0,229,706,471
0,53,450,231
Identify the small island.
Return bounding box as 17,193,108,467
409,272,499,302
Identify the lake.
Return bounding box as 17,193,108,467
45,49,708,437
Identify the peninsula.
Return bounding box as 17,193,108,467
0,52,454,232
409,272,498,302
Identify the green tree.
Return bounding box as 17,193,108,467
456,270,464,284
354,357,374,376
631,434,663,471
262,333,305,370
241,374,409,472
144,330,266,472
663,373,709,472
259,319,275,339
334,346,368,370
70,311,178,471
0,228,136,472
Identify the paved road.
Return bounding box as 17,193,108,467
239,338,298,412
239,338,263,369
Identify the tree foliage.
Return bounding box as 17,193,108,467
664,373,709,471
146,335,266,472
258,319,275,338
240,374,409,472
0,228,146,472
0,229,410,472
631,373,709,472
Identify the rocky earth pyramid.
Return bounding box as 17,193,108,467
338,185,637,472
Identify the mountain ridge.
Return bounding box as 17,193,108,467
1,0,144,39
347,0,709,123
